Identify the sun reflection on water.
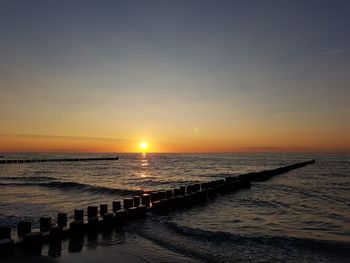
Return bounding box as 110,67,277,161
140,153,149,178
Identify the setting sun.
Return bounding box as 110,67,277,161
139,142,149,152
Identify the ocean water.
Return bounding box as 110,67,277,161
0,153,349,262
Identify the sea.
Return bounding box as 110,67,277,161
0,153,349,262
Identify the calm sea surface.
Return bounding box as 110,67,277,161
0,153,349,262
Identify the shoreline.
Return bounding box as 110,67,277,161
2,231,200,263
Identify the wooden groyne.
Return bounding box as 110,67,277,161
0,159,315,256
0,157,119,164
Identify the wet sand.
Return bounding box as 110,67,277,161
2,231,200,263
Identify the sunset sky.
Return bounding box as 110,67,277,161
0,0,349,153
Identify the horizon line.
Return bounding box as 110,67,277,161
1,150,349,154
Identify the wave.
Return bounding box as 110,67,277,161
164,221,350,255
136,179,202,186
0,181,143,196
195,173,238,178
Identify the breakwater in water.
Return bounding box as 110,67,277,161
0,157,119,164
0,159,315,256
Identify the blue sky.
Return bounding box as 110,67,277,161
0,0,349,152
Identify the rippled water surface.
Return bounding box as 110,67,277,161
1,153,349,262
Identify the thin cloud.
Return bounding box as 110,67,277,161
325,48,345,55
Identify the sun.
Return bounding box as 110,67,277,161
139,142,149,152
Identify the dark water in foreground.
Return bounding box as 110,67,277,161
0,153,349,262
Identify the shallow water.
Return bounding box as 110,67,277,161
1,153,349,262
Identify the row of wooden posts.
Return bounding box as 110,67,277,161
0,160,315,256
0,157,119,164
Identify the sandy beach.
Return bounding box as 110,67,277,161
3,230,200,263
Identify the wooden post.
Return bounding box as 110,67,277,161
57,213,67,227
17,221,31,237
87,206,98,218
100,204,108,216
112,201,121,212
141,194,151,207
133,196,140,207
123,198,134,210
74,209,84,222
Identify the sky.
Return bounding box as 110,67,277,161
0,0,349,153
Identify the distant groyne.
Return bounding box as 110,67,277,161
0,159,315,256
0,157,119,164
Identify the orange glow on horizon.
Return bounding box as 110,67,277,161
0,133,349,153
